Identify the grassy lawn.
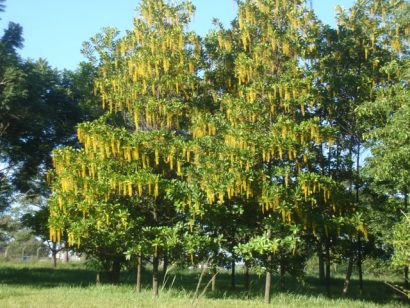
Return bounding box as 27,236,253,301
0,260,408,307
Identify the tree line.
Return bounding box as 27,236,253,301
1,0,409,303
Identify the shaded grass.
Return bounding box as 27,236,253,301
0,261,95,288
0,261,408,307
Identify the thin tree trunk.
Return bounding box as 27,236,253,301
211,265,217,292
280,260,285,291
153,255,159,297
21,246,26,260
36,247,42,260
343,254,354,295
404,188,409,290
4,246,9,258
320,140,329,289
356,142,363,296
231,257,236,289
346,140,354,296
336,134,356,297
244,262,250,292
357,238,363,296
162,253,168,279
325,237,331,297
52,253,57,268
349,144,353,193
336,141,340,181
230,203,236,290
264,229,272,304
136,255,142,293
152,206,159,297
318,240,325,282
264,254,272,304
356,143,360,203
51,243,57,268
96,272,101,286
110,257,122,283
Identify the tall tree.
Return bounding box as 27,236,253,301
354,0,410,290
0,0,100,197
361,57,410,288
1,0,101,264
200,0,358,301
49,0,203,295
312,0,409,294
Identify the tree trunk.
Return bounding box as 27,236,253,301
152,206,159,297
342,254,354,295
357,236,363,296
230,207,236,290
36,247,42,260
211,265,217,292
280,260,285,291
136,255,142,293
52,250,57,268
318,241,325,282
264,229,272,304
110,257,122,283
264,253,272,304
244,262,250,292
162,253,168,279
21,246,26,260
231,257,236,289
404,188,409,290
325,237,331,297
152,255,159,297
96,272,101,286
4,246,9,258
356,142,363,296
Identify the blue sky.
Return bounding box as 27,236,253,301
0,0,354,70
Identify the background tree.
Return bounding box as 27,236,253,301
360,58,410,289
353,0,410,290
0,0,102,264
0,203,48,260
311,0,409,294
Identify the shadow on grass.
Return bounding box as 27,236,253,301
0,262,95,288
121,267,409,306
0,261,408,306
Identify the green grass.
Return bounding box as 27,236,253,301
0,260,408,307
